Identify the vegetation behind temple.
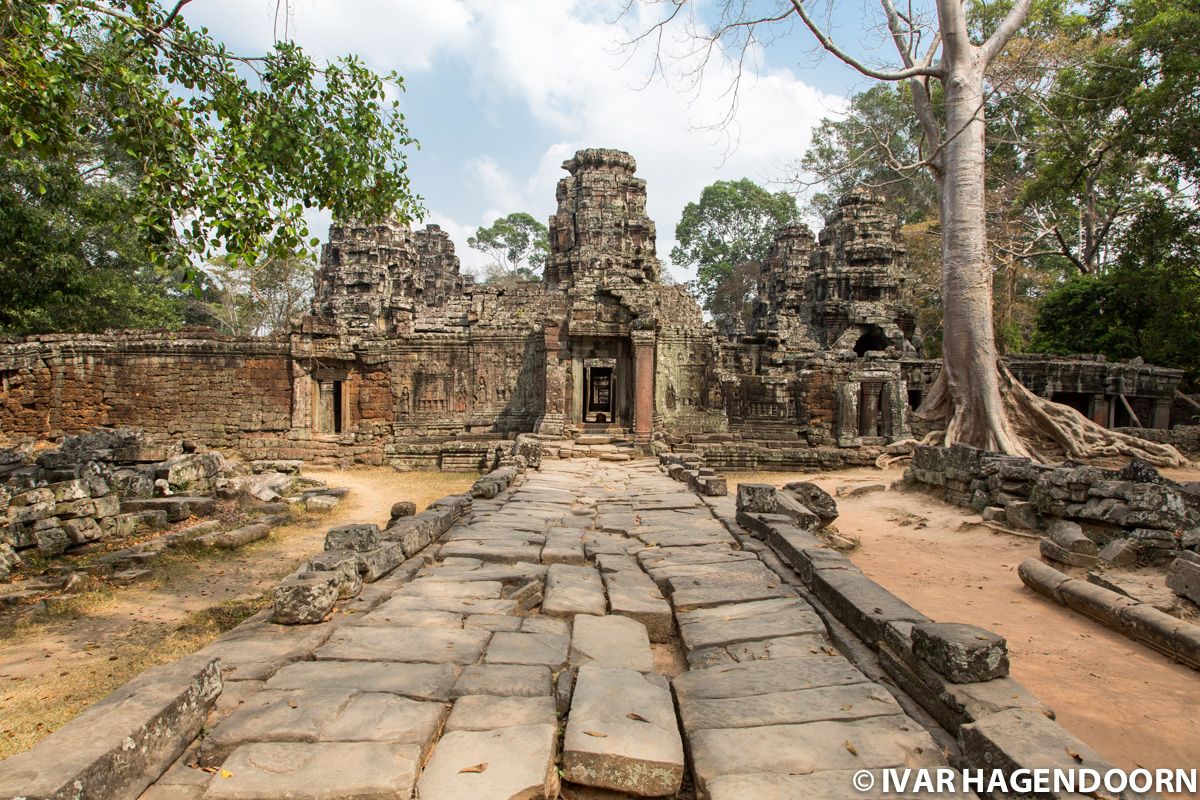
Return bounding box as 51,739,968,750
2,0,1197,389
0,0,421,336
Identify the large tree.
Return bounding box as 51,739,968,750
631,0,1183,465
0,0,421,330
671,178,799,333
467,212,549,284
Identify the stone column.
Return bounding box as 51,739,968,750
1089,394,1110,427
535,322,567,437
1152,399,1173,430
632,331,656,441
836,381,861,446
861,386,880,437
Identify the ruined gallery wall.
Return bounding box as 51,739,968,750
0,331,293,447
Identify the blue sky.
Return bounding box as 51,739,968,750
183,0,909,282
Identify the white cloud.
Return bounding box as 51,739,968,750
456,0,847,282
183,0,471,73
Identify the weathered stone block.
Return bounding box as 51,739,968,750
736,483,777,513
911,622,1009,683
307,551,363,599
0,654,220,800
273,570,340,624
1004,500,1039,530
324,523,381,553
1167,557,1200,604
1039,538,1098,568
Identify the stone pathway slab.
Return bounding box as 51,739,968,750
569,614,654,673
415,724,559,800
203,741,419,800
314,627,490,665
542,564,607,618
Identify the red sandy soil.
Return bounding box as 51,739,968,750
733,466,1200,795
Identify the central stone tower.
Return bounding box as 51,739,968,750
543,148,661,290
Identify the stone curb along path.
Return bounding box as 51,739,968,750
0,456,1127,800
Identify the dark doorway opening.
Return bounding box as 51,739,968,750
585,366,614,423
854,327,889,356
1051,392,1090,417
907,389,923,410
332,380,343,433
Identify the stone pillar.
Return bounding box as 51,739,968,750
632,331,656,441
535,322,567,437
1152,399,1173,430
861,386,880,437
1089,394,1110,428
836,381,861,446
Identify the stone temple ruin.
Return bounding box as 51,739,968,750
2,148,1200,800
0,148,1189,475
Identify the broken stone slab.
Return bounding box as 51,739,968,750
958,708,1123,792
0,654,220,800
542,563,607,618
416,724,559,800
562,666,684,797
444,694,557,732
1167,556,1200,604
451,664,553,698
325,523,381,552
676,597,827,652
688,716,942,798
484,630,570,669
200,688,447,766
672,655,869,704
911,622,1009,683
355,542,406,582
602,569,674,642
736,483,777,513
678,681,902,731
305,494,339,514
314,626,490,665
1098,538,1139,566
273,570,340,625
265,661,458,701
569,614,655,673
203,741,419,800
805,565,930,645
1047,520,1098,555
199,523,270,550
306,551,363,599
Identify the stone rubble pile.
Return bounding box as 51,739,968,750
907,444,1200,598
0,428,344,589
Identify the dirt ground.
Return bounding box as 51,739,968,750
0,467,475,759
731,467,1200,784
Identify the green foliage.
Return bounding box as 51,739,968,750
192,254,315,336
670,178,799,331
467,212,549,282
1032,201,1200,388
799,84,938,224
0,0,421,333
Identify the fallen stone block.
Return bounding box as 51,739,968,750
735,483,777,513
783,481,839,527
1097,538,1138,566
911,622,1009,683
1167,556,1200,604
1017,558,1071,604
1039,538,1098,568
1047,520,1098,555
959,708,1121,788
563,666,684,797
0,654,220,800
273,570,340,624
355,542,406,582
1004,500,1039,530
305,494,339,514
307,551,363,599
325,523,381,552
199,523,270,550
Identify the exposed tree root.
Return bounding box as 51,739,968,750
914,362,1187,468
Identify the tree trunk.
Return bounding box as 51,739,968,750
913,55,1183,466
919,59,1037,457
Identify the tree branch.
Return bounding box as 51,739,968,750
981,0,1033,63
786,0,942,80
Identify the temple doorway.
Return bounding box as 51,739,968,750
584,366,615,423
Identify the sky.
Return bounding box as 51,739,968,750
182,0,905,283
